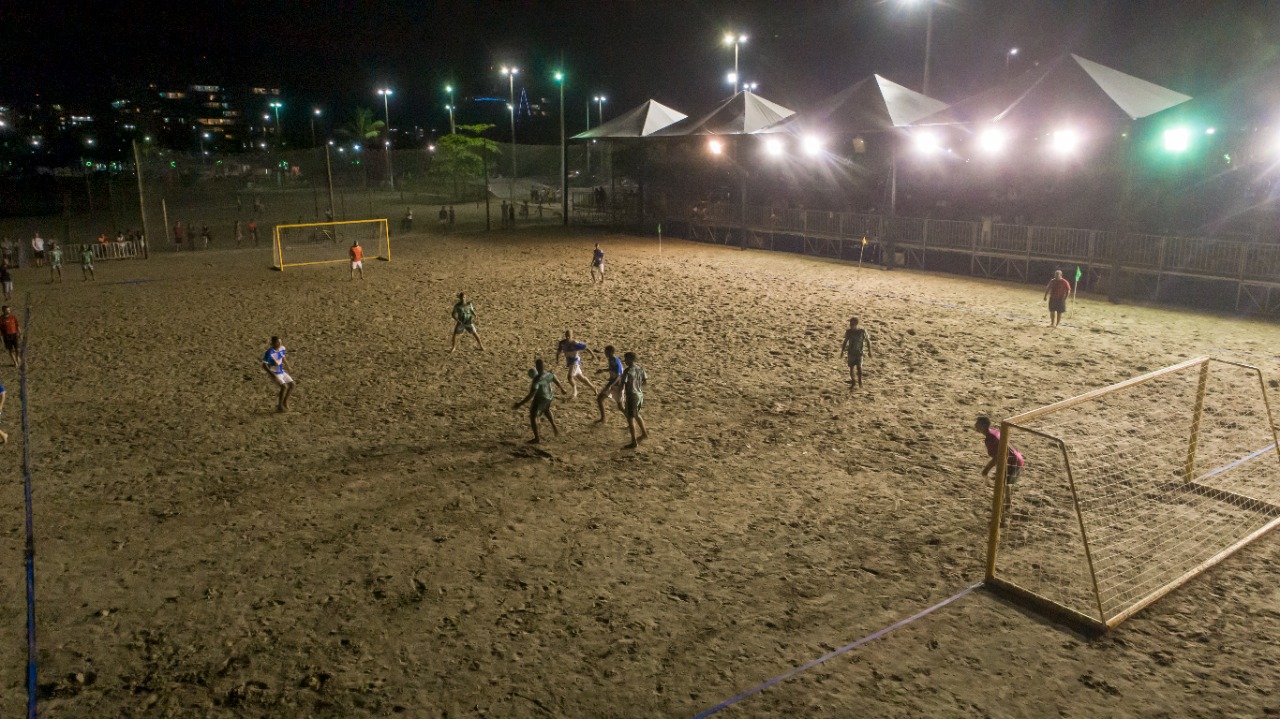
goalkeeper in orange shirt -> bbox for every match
[349,240,365,280]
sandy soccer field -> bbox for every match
[1,228,1278,718]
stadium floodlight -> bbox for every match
[726,72,738,85]
[353,144,361,151]
[1050,128,1080,155]
[801,135,824,156]
[978,126,1007,153]
[1162,126,1191,153]
[501,66,519,200]
[1205,127,1216,135]
[764,137,784,157]
[742,82,758,92]
[723,31,747,87]
[708,139,724,155]
[914,130,942,154]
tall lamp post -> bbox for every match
[311,108,321,148]
[1005,47,1019,78]
[501,66,519,199]
[377,88,395,190]
[269,101,283,147]
[555,71,567,226]
[445,85,456,134]
[723,32,747,87]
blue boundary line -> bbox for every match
[20,293,37,718]
[1195,443,1277,482]
[689,582,981,719]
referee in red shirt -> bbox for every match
[1043,270,1072,328]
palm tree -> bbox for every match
[343,107,385,142]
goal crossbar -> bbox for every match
[984,356,1280,632]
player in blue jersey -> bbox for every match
[590,242,605,283]
[555,329,598,398]
[595,345,625,423]
[261,336,296,412]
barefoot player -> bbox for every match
[262,336,296,412]
[975,415,1024,527]
[449,292,486,352]
[555,329,598,398]
[595,345,625,423]
[622,351,648,448]
[513,358,567,444]
[349,240,364,280]
[590,243,605,283]
[1044,270,1071,328]
[0,306,18,368]
[48,243,63,283]
[839,316,872,387]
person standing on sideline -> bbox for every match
[590,243,605,283]
[0,305,19,368]
[508,202,516,228]
[349,240,364,280]
[595,345,625,423]
[449,292,486,352]
[500,200,509,230]
[448,205,456,227]
[621,351,648,448]
[839,316,872,387]
[173,221,184,251]
[262,336,296,412]
[975,415,1024,527]
[1044,270,1071,328]
[555,329,598,398]
[234,220,243,246]
[438,206,448,231]
[31,233,45,268]
[0,261,12,301]
[248,218,259,246]
[48,243,63,283]
[513,358,567,444]
[80,246,95,281]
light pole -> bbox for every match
[501,66,519,199]
[1005,47,1019,78]
[445,85,456,134]
[377,88,395,190]
[200,131,210,166]
[311,108,321,148]
[555,71,567,226]
[723,32,747,87]
[269,101,283,146]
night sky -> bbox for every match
[5,1,1278,136]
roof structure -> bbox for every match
[647,91,795,137]
[919,54,1191,127]
[761,74,948,135]
[571,99,687,139]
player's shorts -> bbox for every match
[351,260,363,269]
[847,352,863,367]
[1005,465,1021,485]
[568,362,585,380]
[82,262,94,270]
[592,261,604,271]
[2,281,11,294]
[531,397,552,418]
[34,250,44,259]
[602,381,623,404]
[271,371,294,386]
[454,322,476,335]
[1049,297,1067,313]
[624,394,644,419]
[2,334,16,351]
[50,260,61,269]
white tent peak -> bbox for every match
[572,99,688,139]
[650,91,795,136]
[872,75,950,127]
[1070,54,1192,120]
[760,74,947,135]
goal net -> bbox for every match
[273,219,390,270]
[985,356,1280,631]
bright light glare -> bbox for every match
[914,130,941,154]
[764,137,784,156]
[1162,127,1191,153]
[1050,129,1080,154]
[802,135,823,156]
[1204,127,1215,135]
[978,127,1007,153]
[726,72,738,85]
[708,139,724,155]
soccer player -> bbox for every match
[975,415,1024,527]
[80,246,95,281]
[449,292,485,352]
[31,233,45,268]
[590,243,605,283]
[0,378,8,444]
[0,306,18,368]
[0,261,12,301]
[513,358,567,444]
[555,329,598,398]
[839,316,872,387]
[595,345,625,423]
[1043,270,1071,328]
[262,336,296,412]
[349,240,364,280]
[48,243,63,283]
[173,221,184,251]
[621,351,648,448]
[249,218,259,246]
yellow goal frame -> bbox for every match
[272,218,390,270]
[984,356,1280,632]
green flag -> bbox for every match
[658,224,662,234]
[1075,266,1082,284]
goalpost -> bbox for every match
[273,218,390,270]
[985,356,1280,631]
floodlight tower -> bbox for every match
[377,88,395,190]
[555,71,567,226]
[269,101,283,147]
[723,32,747,87]
[501,66,519,199]
[311,108,322,148]
[445,84,456,134]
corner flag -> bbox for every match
[1073,266,1082,301]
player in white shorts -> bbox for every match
[349,240,365,280]
[590,243,605,283]
[262,336,296,412]
[595,345,625,422]
[555,329,598,398]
